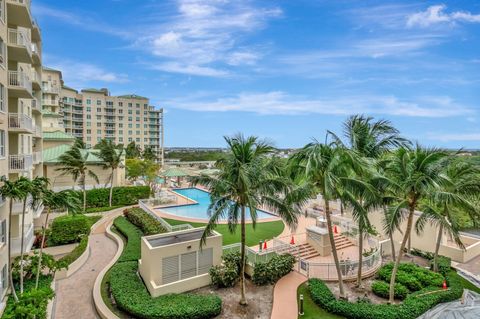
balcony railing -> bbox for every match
[33,151,42,164]
[31,98,41,111]
[8,28,32,56]
[8,113,33,131]
[31,42,41,59]
[43,86,61,94]
[42,99,58,106]
[9,154,33,171]
[7,0,31,8]
[8,71,32,94]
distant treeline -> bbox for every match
[165,151,226,162]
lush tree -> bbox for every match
[383,146,447,303]
[125,158,144,181]
[328,115,409,287]
[143,146,157,162]
[125,141,141,159]
[0,177,25,302]
[191,134,310,305]
[56,139,99,212]
[289,140,354,298]
[416,159,480,272]
[97,140,125,207]
[35,189,81,288]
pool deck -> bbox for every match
[152,187,281,225]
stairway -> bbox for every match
[278,243,320,260]
[334,234,354,250]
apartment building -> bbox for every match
[60,88,164,160]
[0,0,44,308]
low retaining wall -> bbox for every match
[43,243,78,257]
[46,280,56,319]
[92,222,123,319]
[55,240,91,280]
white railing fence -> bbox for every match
[9,154,33,171]
[8,113,33,131]
[7,28,32,56]
[138,198,192,232]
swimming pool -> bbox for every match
[159,188,275,220]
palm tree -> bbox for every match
[383,146,447,303]
[57,139,99,212]
[289,140,354,299]
[125,141,141,159]
[97,140,125,207]
[16,176,48,294]
[191,134,310,306]
[35,189,81,288]
[143,146,158,162]
[328,115,409,287]
[415,159,480,272]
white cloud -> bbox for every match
[46,59,129,88]
[151,62,228,77]
[428,133,480,142]
[407,4,480,28]
[138,0,281,76]
[165,91,472,117]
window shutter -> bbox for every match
[180,252,197,280]
[162,256,179,284]
[198,248,213,275]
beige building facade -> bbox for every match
[0,0,44,309]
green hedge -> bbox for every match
[252,254,296,285]
[123,207,167,235]
[209,251,242,288]
[110,262,222,319]
[80,186,150,208]
[308,271,464,319]
[49,214,90,245]
[113,216,143,262]
[371,280,408,300]
[435,256,451,277]
[377,263,444,292]
[59,236,88,266]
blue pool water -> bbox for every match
[159,188,275,220]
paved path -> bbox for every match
[52,210,124,319]
[270,271,307,319]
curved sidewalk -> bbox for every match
[271,271,307,319]
[52,209,124,319]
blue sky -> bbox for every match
[34,0,480,148]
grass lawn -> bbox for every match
[163,218,285,246]
[297,283,344,319]
[450,270,480,294]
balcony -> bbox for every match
[72,108,83,115]
[42,98,58,106]
[31,98,41,113]
[7,28,32,63]
[33,151,42,164]
[11,224,34,256]
[8,71,33,98]
[31,70,41,90]
[9,154,33,172]
[34,125,42,137]
[8,113,33,132]
[31,42,41,65]
[6,0,33,29]
[43,86,61,94]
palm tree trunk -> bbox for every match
[389,230,396,261]
[35,208,51,289]
[239,205,247,306]
[109,169,114,207]
[8,200,19,302]
[82,174,86,213]
[325,199,345,298]
[19,198,27,294]
[407,232,411,255]
[389,206,414,303]
[433,223,443,273]
[356,228,363,288]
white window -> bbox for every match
[0,130,5,157]
[0,264,7,296]
[0,220,5,243]
[0,84,4,112]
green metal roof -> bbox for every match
[42,110,63,117]
[162,167,190,177]
[43,131,76,140]
[43,144,103,164]
[117,94,148,100]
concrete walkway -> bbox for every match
[270,271,307,319]
[52,210,124,319]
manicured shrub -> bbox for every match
[209,251,242,288]
[432,256,451,277]
[49,214,90,245]
[308,273,464,319]
[113,216,143,262]
[12,252,67,281]
[80,186,150,208]
[371,280,408,300]
[252,253,296,285]
[123,207,167,235]
[376,262,443,292]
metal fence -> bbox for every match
[138,199,192,232]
